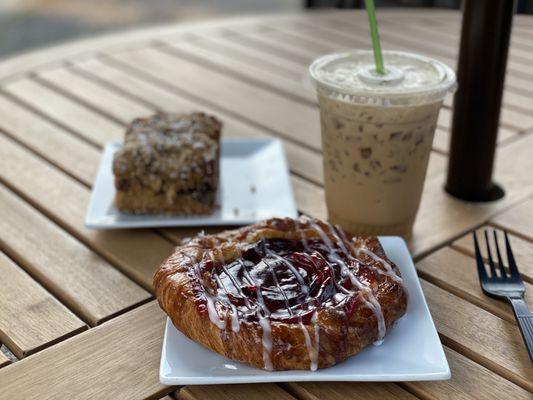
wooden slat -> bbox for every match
[110,47,322,150]
[72,58,325,186]
[177,385,296,400]
[291,175,326,219]
[0,185,150,326]
[288,345,533,400]
[421,280,533,390]
[286,382,416,400]
[410,130,533,257]
[39,67,153,125]
[0,252,86,358]
[0,301,171,400]
[432,125,515,154]
[0,93,99,186]
[3,78,123,146]
[416,246,533,324]
[0,133,176,290]
[491,197,533,241]
[182,31,304,78]
[225,26,316,64]
[452,227,533,284]
[159,40,315,105]
[406,347,533,400]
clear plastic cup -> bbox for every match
[310,50,456,237]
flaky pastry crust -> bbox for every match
[154,217,407,370]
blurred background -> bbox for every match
[0,0,532,58]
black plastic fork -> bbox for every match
[473,229,533,361]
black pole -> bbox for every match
[445,0,515,202]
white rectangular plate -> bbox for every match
[85,138,297,229]
[159,236,450,385]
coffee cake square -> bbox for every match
[112,112,221,214]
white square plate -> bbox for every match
[159,236,450,385]
[85,138,297,229]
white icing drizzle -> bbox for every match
[266,248,309,294]
[187,216,400,371]
[209,252,240,332]
[296,219,320,371]
[238,258,274,370]
[300,319,317,371]
[356,247,403,284]
[214,273,240,333]
[302,216,387,341]
[186,253,227,330]
[258,315,274,371]
[312,311,320,369]
[262,254,295,316]
[205,295,226,330]
[362,290,386,339]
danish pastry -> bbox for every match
[154,216,407,370]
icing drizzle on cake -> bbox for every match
[191,217,403,371]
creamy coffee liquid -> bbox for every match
[319,95,441,235]
[310,51,456,237]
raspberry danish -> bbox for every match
[154,217,407,371]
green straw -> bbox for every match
[364,0,385,75]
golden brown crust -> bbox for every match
[154,217,408,370]
[114,188,216,215]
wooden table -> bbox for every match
[0,8,532,400]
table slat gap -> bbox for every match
[4,77,124,146]
[107,47,323,153]
[34,74,135,127]
[154,40,317,108]
[452,225,533,285]
[404,347,532,400]
[0,134,176,291]
[74,52,439,186]
[222,27,313,65]
[37,57,328,195]
[415,248,521,325]
[100,53,322,156]
[0,125,94,189]
[0,301,174,400]
[0,251,88,358]
[0,183,151,327]
[0,86,103,150]
[282,381,419,400]
[74,55,328,185]
[0,344,14,369]
[177,384,297,400]
[185,31,304,79]
[421,280,533,392]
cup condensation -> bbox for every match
[310,51,456,237]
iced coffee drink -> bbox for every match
[310,51,456,237]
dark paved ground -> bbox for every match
[0,0,300,58]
